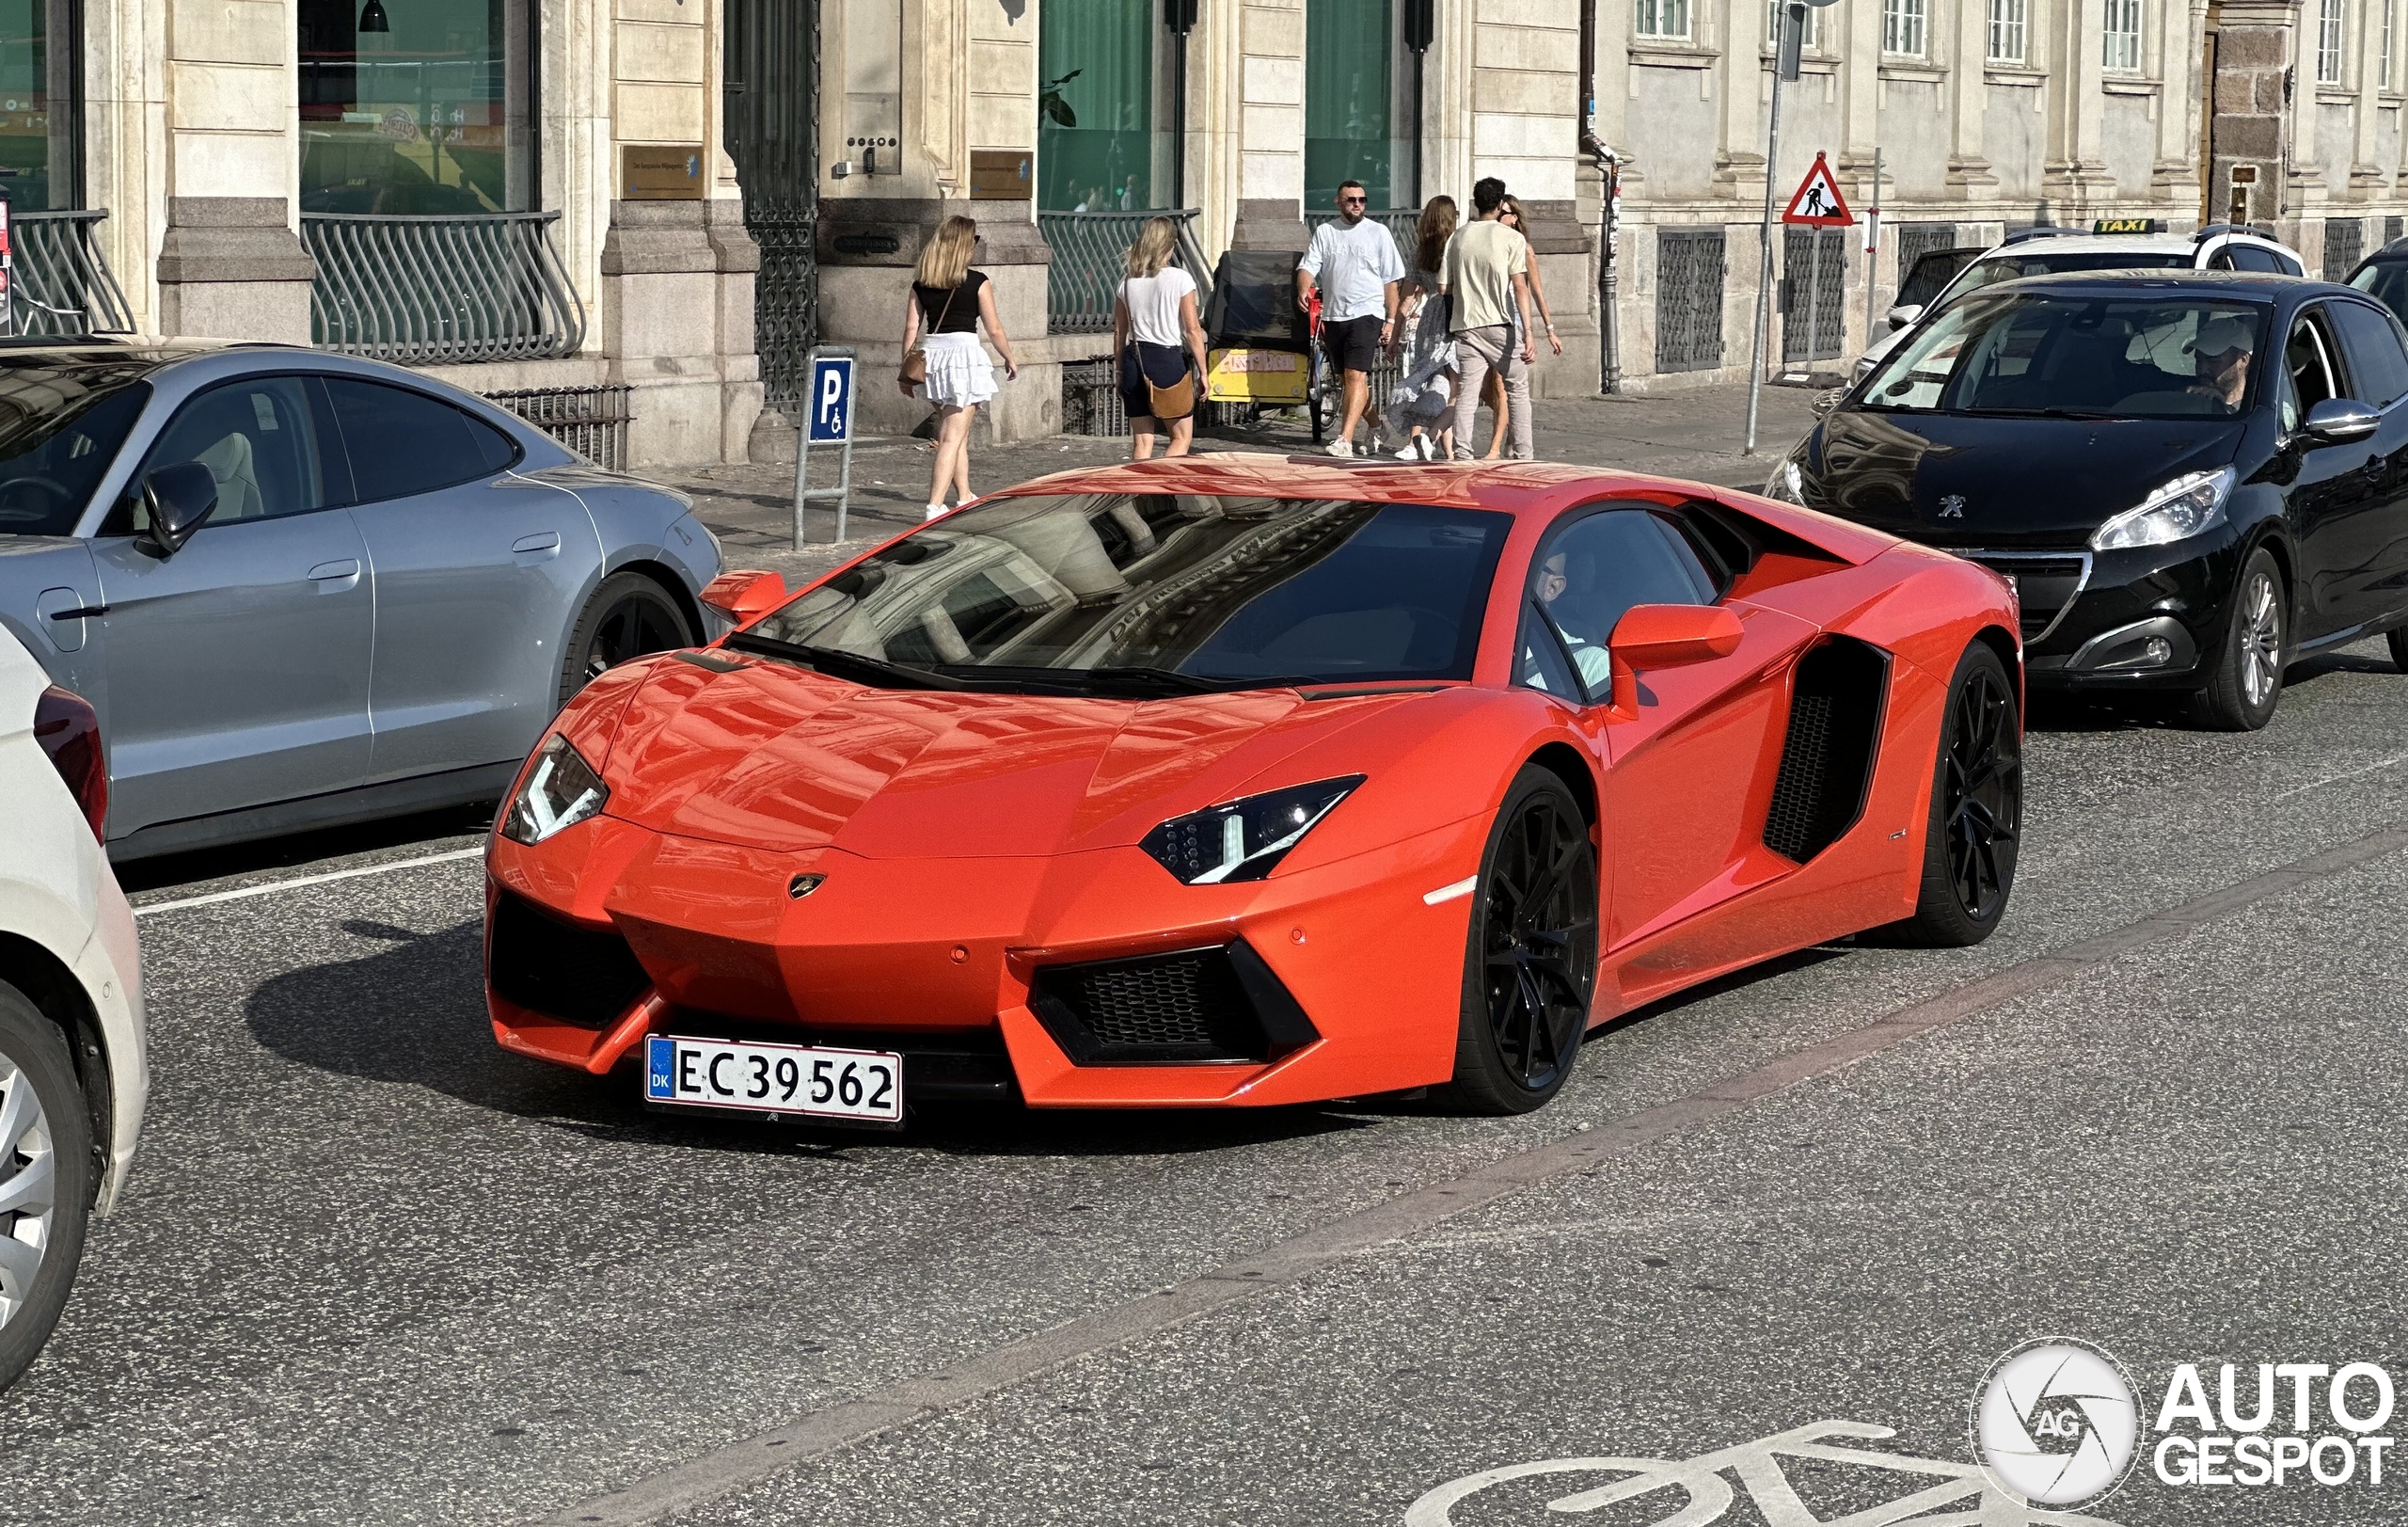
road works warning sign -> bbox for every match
[1782,151,1854,227]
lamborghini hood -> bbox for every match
[594,654,1436,858]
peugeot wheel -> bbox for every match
[1894,642,2022,948]
[559,572,694,709]
[1438,767,1601,1115]
[0,980,94,1394]
[2191,548,2287,731]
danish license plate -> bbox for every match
[644,1035,902,1124]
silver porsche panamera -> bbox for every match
[0,341,721,860]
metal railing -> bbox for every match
[1304,208,1422,273]
[303,212,586,364]
[485,385,633,470]
[1037,209,1213,335]
[9,211,137,336]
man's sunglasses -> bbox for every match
[1340,196,1368,205]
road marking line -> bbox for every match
[132,847,484,917]
[527,819,2408,1527]
[2269,749,2408,802]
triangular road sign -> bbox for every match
[1782,151,1854,227]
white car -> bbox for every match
[1857,220,2308,378]
[0,626,146,1392]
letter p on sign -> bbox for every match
[809,357,854,442]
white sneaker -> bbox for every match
[1394,439,1421,460]
[924,503,948,521]
[1323,439,1354,458]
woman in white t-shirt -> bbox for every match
[1111,217,1212,459]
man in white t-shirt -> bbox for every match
[1441,177,1538,461]
[1295,181,1405,458]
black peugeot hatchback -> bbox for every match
[1765,269,2408,728]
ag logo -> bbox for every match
[1938,494,1968,518]
[1971,1338,2141,1508]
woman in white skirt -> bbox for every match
[899,215,1019,519]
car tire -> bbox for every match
[2190,548,2287,732]
[2387,627,2408,675]
[1436,766,1601,1116]
[1893,642,2022,948]
[0,979,94,1395]
[559,572,695,709]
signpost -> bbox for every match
[1743,0,1844,455]
[1777,151,1855,385]
[793,347,856,549]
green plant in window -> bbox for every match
[1039,70,1082,128]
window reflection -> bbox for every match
[298,0,532,212]
[753,493,1511,687]
[0,0,75,209]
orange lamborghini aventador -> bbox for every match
[483,456,2021,1123]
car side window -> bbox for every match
[2224,245,2286,274]
[1516,509,1719,703]
[322,377,520,504]
[2284,309,2343,430]
[2328,301,2408,408]
[133,376,333,528]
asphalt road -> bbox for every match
[8,641,2406,1527]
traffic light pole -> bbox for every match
[1743,4,1800,456]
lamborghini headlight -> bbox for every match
[1139,775,1366,885]
[2090,467,2235,551]
[500,734,610,845]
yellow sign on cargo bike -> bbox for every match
[1206,348,1310,406]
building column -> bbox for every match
[2207,0,2302,230]
[816,0,1056,441]
[2150,0,2209,207]
[153,0,315,341]
[2043,0,2116,213]
[1949,0,2002,196]
[1473,0,1592,396]
[1228,0,1307,250]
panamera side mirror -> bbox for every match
[135,462,219,559]
[1886,303,1925,332]
[699,567,790,624]
[2304,398,2381,446]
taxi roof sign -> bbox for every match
[2091,217,2166,235]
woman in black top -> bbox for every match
[900,215,1019,519]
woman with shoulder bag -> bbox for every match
[1112,217,1211,459]
[900,215,1019,519]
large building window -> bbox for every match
[298,0,534,212]
[1038,0,1155,212]
[1306,0,1393,208]
[1768,0,1817,49]
[1882,0,1926,56]
[1987,0,2026,62]
[1636,0,1690,40]
[2102,0,2143,71]
[0,0,77,208]
[2318,0,2347,82]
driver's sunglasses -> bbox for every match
[1340,196,1368,205]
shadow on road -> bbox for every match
[246,916,1371,1160]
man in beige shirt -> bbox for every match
[1441,177,1538,461]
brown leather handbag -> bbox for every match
[1146,368,1196,421]
[900,285,960,388]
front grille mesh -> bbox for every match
[1763,693,1834,860]
[1028,942,1319,1065]
[1055,953,1232,1049]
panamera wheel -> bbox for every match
[1896,643,2022,947]
[560,572,694,708]
[1439,767,1601,1115]
[0,980,93,1394]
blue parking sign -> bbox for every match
[808,356,855,442]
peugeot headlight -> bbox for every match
[1764,458,1806,505]
[2090,467,2235,551]
[1139,775,1365,885]
[500,734,610,845]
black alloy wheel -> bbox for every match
[1440,767,1601,1115]
[558,572,695,708]
[2386,627,2408,675]
[2191,548,2287,731]
[1895,642,2022,946]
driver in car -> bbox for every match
[2185,313,2254,414]
[1534,550,1613,693]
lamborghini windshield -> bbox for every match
[739,492,1512,694]
[1857,293,2269,420]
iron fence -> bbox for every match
[1655,228,1727,374]
[2388,215,2404,247]
[2325,216,2367,281]
[1781,227,1849,364]
[724,0,818,407]
[9,212,137,335]
[303,212,586,365]
[484,385,634,470]
[1038,209,1213,336]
